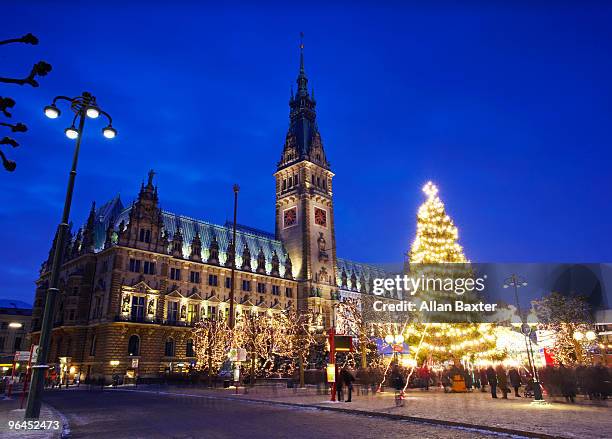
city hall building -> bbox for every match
[30,50,388,383]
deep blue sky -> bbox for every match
[1,2,612,303]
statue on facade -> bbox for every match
[317,232,329,263]
[122,294,130,313]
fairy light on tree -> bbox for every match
[410,181,466,264]
[334,298,381,369]
[533,292,597,366]
[193,317,232,386]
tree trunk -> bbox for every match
[208,343,213,387]
[250,353,256,387]
[361,340,367,369]
[299,354,305,388]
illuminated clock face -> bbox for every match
[314,207,327,227]
[283,207,297,228]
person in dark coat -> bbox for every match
[486,366,497,398]
[593,364,610,400]
[391,364,405,391]
[341,366,355,402]
[508,367,522,397]
[479,368,488,392]
[496,365,509,399]
[559,364,577,403]
[335,367,344,402]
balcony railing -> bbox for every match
[114,315,197,327]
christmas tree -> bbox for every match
[409,181,466,264]
[406,181,497,364]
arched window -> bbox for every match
[165,338,175,357]
[128,334,140,356]
[186,339,194,357]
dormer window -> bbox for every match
[139,228,151,243]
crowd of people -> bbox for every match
[416,363,611,402]
[341,361,611,403]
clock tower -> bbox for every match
[274,42,337,320]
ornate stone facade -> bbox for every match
[30,48,388,383]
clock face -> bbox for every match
[314,207,327,227]
[283,207,297,228]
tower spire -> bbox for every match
[299,32,305,73]
[297,32,308,95]
[278,35,329,170]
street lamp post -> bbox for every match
[228,184,239,330]
[385,333,405,364]
[25,92,116,419]
[503,274,544,402]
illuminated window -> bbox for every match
[187,303,199,323]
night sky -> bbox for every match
[1,2,611,303]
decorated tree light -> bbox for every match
[193,317,232,386]
[410,181,466,264]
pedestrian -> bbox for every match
[559,364,577,403]
[335,367,344,402]
[509,367,522,397]
[486,365,498,398]
[463,368,473,391]
[442,368,452,393]
[391,364,405,391]
[496,365,509,399]
[593,364,610,400]
[341,366,355,402]
[418,365,431,391]
[479,368,488,393]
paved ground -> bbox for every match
[112,384,611,439]
[0,397,65,438]
[39,388,507,439]
[2,385,610,438]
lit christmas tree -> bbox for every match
[406,181,498,364]
[410,181,466,264]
